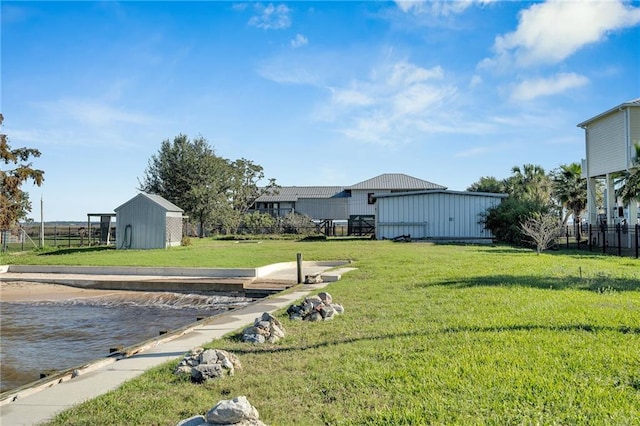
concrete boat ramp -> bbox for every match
[0,261,351,297]
[0,261,356,425]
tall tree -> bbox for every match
[505,163,553,206]
[552,162,587,226]
[138,134,231,236]
[617,142,640,205]
[223,158,278,234]
[467,176,506,193]
[1,114,45,232]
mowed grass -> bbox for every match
[7,240,638,425]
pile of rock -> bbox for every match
[176,396,266,426]
[241,312,286,344]
[174,348,241,383]
[286,292,344,321]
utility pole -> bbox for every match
[40,195,44,248]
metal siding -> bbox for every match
[116,196,167,249]
[349,190,389,216]
[586,111,628,176]
[376,192,501,239]
[630,108,640,166]
[296,198,348,220]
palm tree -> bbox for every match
[617,142,640,205]
[505,164,552,206]
[552,162,587,226]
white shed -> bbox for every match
[375,190,507,241]
[115,193,184,250]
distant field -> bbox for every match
[6,240,639,425]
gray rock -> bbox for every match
[242,312,286,344]
[192,364,223,383]
[307,311,323,322]
[206,396,259,424]
[175,348,240,381]
[200,349,220,365]
[332,303,344,314]
[176,415,207,426]
[243,333,266,344]
[318,292,333,304]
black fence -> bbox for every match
[558,223,639,258]
[1,224,116,252]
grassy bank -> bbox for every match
[8,240,639,424]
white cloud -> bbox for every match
[392,83,454,116]
[248,3,291,30]
[394,0,494,16]
[331,88,375,107]
[469,75,483,88]
[40,98,153,127]
[19,98,158,149]
[388,62,443,86]
[510,72,589,101]
[487,0,640,68]
[290,33,308,48]
[323,61,460,145]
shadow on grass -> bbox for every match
[441,324,640,334]
[471,244,639,260]
[224,323,640,355]
[38,246,115,256]
[423,275,640,292]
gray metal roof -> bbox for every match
[577,98,640,128]
[115,193,184,212]
[374,189,508,199]
[348,173,446,190]
[255,186,346,202]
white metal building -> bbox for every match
[115,193,184,250]
[578,98,640,227]
[375,190,507,241]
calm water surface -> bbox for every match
[0,291,253,392]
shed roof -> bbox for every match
[256,186,345,202]
[115,193,184,212]
[577,98,640,128]
[348,173,446,190]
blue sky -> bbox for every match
[2,1,639,221]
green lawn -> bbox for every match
[4,240,639,425]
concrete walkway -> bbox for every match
[0,262,356,425]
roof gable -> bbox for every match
[577,98,640,128]
[348,173,446,190]
[115,193,183,212]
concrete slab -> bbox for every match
[0,262,356,426]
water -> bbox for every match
[0,291,253,392]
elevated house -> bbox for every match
[578,99,640,231]
[252,173,446,235]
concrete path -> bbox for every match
[0,263,356,425]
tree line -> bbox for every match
[467,155,640,250]
[137,134,278,237]
[2,121,639,247]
